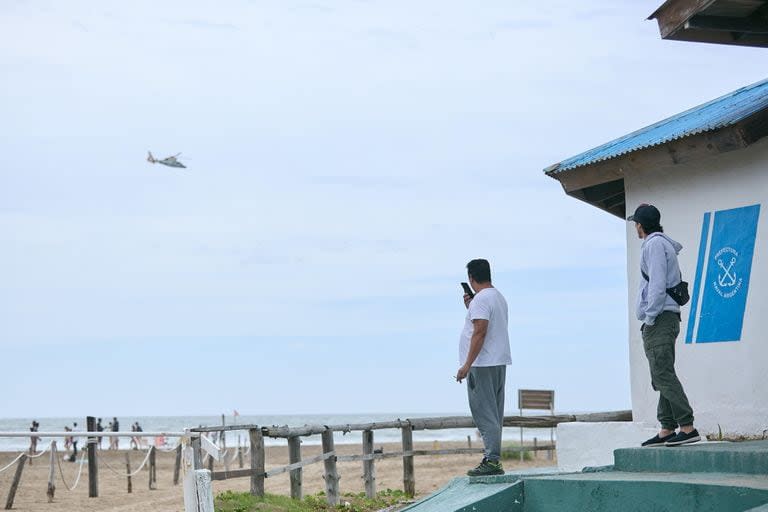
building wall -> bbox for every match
[624,136,768,437]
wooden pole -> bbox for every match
[87,416,98,497]
[249,428,265,497]
[533,437,538,460]
[238,445,244,469]
[321,429,339,506]
[173,444,182,486]
[221,415,226,450]
[191,436,203,470]
[363,430,376,499]
[47,441,56,503]
[288,436,302,500]
[549,426,554,461]
[149,446,157,490]
[5,455,27,510]
[467,435,472,449]
[125,451,133,493]
[207,449,214,475]
[401,422,415,497]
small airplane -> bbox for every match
[147,151,186,168]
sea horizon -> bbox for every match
[0,411,567,452]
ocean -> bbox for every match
[0,413,556,452]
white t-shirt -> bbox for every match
[458,287,511,367]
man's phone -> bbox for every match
[461,282,474,299]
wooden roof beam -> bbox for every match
[649,0,719,38]
[685,14,768,34]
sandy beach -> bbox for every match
[0,441,556,511]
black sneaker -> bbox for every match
[665,429,701,446]
[641,433,676,447]
[467,458,504,477]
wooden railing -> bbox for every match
[190,410,632,506]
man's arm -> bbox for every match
[643,240,669,326]
[456,319,488,382]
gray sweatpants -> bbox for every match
[467,365,506,461]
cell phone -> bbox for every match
[461,282,474,299]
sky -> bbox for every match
[1,0,765,419]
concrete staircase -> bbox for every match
[401,441,768,511]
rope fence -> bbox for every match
[0,410,632,509]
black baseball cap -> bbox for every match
[627,204,661,226]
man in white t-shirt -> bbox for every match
[456,259,511,476]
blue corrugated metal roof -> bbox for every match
[548,77,768,174]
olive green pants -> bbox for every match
[642,311,694,430]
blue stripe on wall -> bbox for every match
[695,204,761,343]
[686,211,711,343]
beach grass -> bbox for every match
[215,489,410,512]
[501,442,533,461]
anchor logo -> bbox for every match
[717,257,737,287]
[713,247,743,299]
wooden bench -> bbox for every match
[518,389,555,460]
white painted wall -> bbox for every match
[623,136,768,437]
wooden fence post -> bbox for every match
[173,444,182,486]
[191,436,203,470]
[321,429,339,506]
[238,445,244,469]
[401,422,415,497]
[549,428,554,461]
[125,451,133,493]
[249,428,265,497]
[207,449,214,476]
[288,436,303,500]
[4,455,26,510]
[87,416,99,497]
[363,430,376,499]
[533,437,538,459]
[149,446,157,490]
[47,441,56,502]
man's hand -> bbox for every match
[456,363,470,383]
[463,294,472,309]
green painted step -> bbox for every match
[614,441,768,475]
[523,471,768,512]
[400,476,524,512]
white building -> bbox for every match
[546,78,768,437]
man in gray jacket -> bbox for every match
[630,204,700,447]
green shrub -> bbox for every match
[215,489,410,512]
[500,442,534,461]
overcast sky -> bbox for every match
[1,0,765,419]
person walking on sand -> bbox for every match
[110,417,120,450]
[455,259,511,476]
[96,418,104,450]
[629,204,700,447]
[28,421,39,462]
[69,422,79,462]
[64,425,72,451]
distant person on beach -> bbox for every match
[64,425,72,451]
[29,421,39,459]
[135,422,145,448]
[455,259,511,476]
[69,422,79,462]
[111,417,120,450]
[96,418,104,449]
[131,422,144,450]
[630,204,700,447]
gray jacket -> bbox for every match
[636,232,682,326]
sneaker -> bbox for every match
[665,429,701,447]
[467,458,504,477]
[641,433,677,447]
